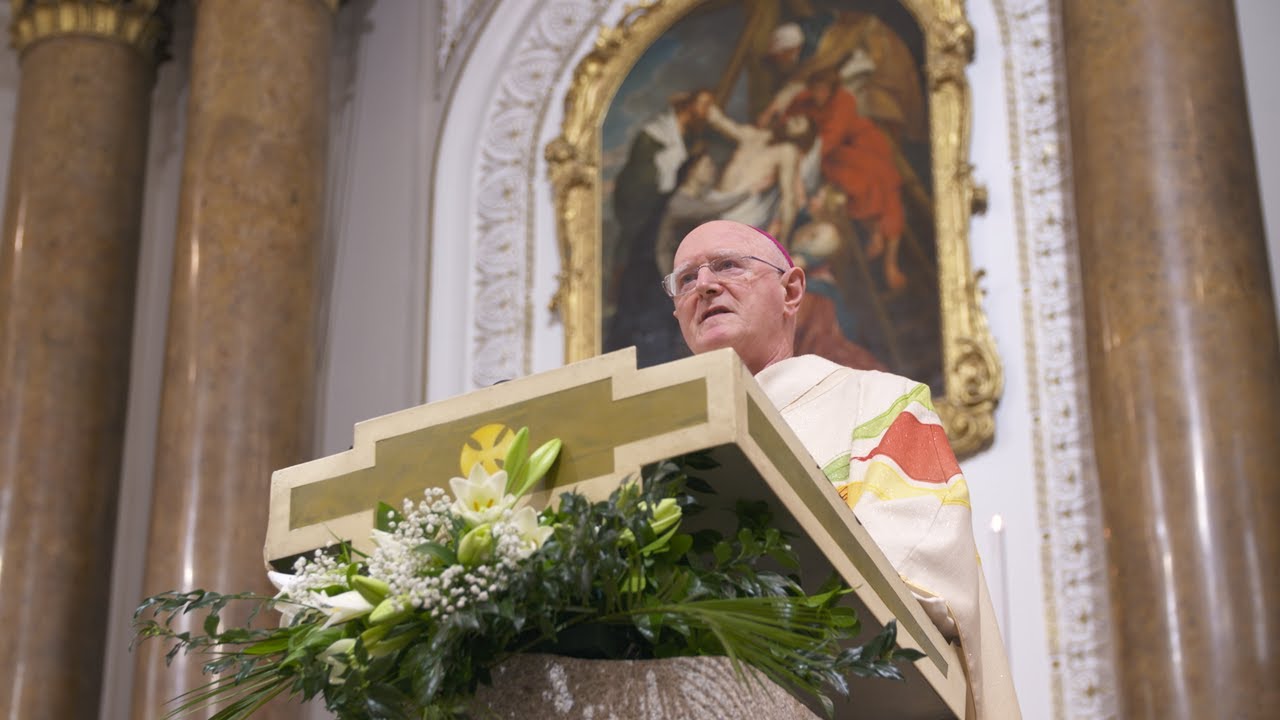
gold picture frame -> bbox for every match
[546,0,1001,456]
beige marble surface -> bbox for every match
[0,35,155,720]
[473,654,823,720]
[129,1,333,718]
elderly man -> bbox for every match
[666,219,1020,720]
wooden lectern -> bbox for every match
[266,348,969,718]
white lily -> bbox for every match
[267,570,315,627]
[370,528,411,559]
[319,637,357,684]
[449,463,515,527]
[508,506,553,557]
[318,590,375,628]
[267,570,297,596]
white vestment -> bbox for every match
[756,355,1021,720]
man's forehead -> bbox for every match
[674,221,779,266]
[672,248,742,271]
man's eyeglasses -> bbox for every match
[661,255,787,298]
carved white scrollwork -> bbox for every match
[467,0,613,387]
[993,1,1118,718]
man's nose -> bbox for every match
[694,265,722,294]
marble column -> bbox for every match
[0,3,168,719]
[129,0,336,717]
[1062,2,1280,719]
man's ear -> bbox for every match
[781,266,805,316]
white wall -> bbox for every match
[1238,0,1280,313]
[316,0,431,455]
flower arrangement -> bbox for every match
[134,429,921,719]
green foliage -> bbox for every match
[133,453,923,719]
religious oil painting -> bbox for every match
[549,0,1002,453]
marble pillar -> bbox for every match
[129,1,335,717]
[0,3,168,719]
[1062,2,1280,718]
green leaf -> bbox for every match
[413,541,457,566]
[661,533,694,562]
[713,541,733,567]
[242,636,290,656]
[683,475,716,494]
[365,683,415,719]
[639,525,680,556]
[690,529,723,552]
[375,501,402,532]
[682,453,720,471]
[202,610,222,637]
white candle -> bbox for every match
[987,513,1012,661]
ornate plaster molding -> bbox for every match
[466,0,613,387]
[9,0,172,62]
[993,1,1117,718]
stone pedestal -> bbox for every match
[0,3,167,718]
[472,654,821,719]
[128,1,335,717]
[1062,2,1280,718]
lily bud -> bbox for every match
[319,638,357,685]
[502,426,530,495]
[648,498,682,536]
[512,438,562,498]
[351,575,390,605]
[457,524,495,567]
[368,627,420,657]
[322,637,356,659]
[360,624,391,647]
[369,595,413,626]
